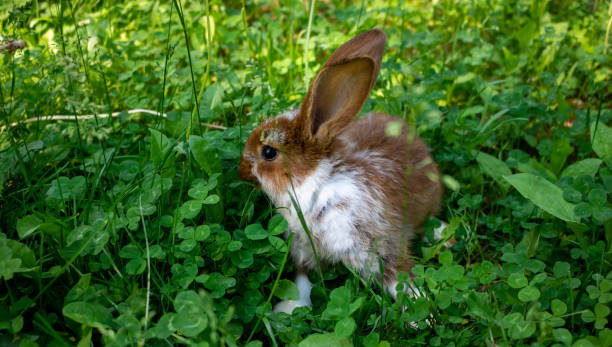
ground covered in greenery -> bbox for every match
[1,0,611,346]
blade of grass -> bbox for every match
[138,195,152,333]
[191,0,215,133]
[241,0,254,55]
[344,265,381,304]
[158,0,174,125]
[172,0,200,139]
[247,232,295,342]
[304,0,316,87]
[1,55,32,187]
[287,190,325,290]
[239,187,257,228]
[262,317,279,347]
[604,1,612,54]
[170,162,187,267]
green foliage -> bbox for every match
[1,0,611,345]
[505,173,579,222]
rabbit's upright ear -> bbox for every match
[298,29,386,142]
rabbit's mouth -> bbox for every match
[238,156,260,187]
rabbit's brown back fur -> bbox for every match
[331,112,442,279]
[337,113,442,228]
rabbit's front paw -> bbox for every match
[273,273,313,314]
[433,221,456,248]
[273,299,312,314]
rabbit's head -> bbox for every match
[239,29,387,200]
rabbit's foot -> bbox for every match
[386,280,424,301]
[273,299,311,314]
[387,280,433,329]
[431,221,456,248]
[273,273,312,314]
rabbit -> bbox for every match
[238,29,443,313]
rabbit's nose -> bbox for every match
[238,157,258,185]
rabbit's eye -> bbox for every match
[261,145,278,161]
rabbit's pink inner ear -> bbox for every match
[308,57,375,140]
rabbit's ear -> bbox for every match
[299,29,386,141]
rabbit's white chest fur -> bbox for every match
[263,158,382,276]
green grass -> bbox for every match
[1,0,611,346]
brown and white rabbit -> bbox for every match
[238,29,443,313]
